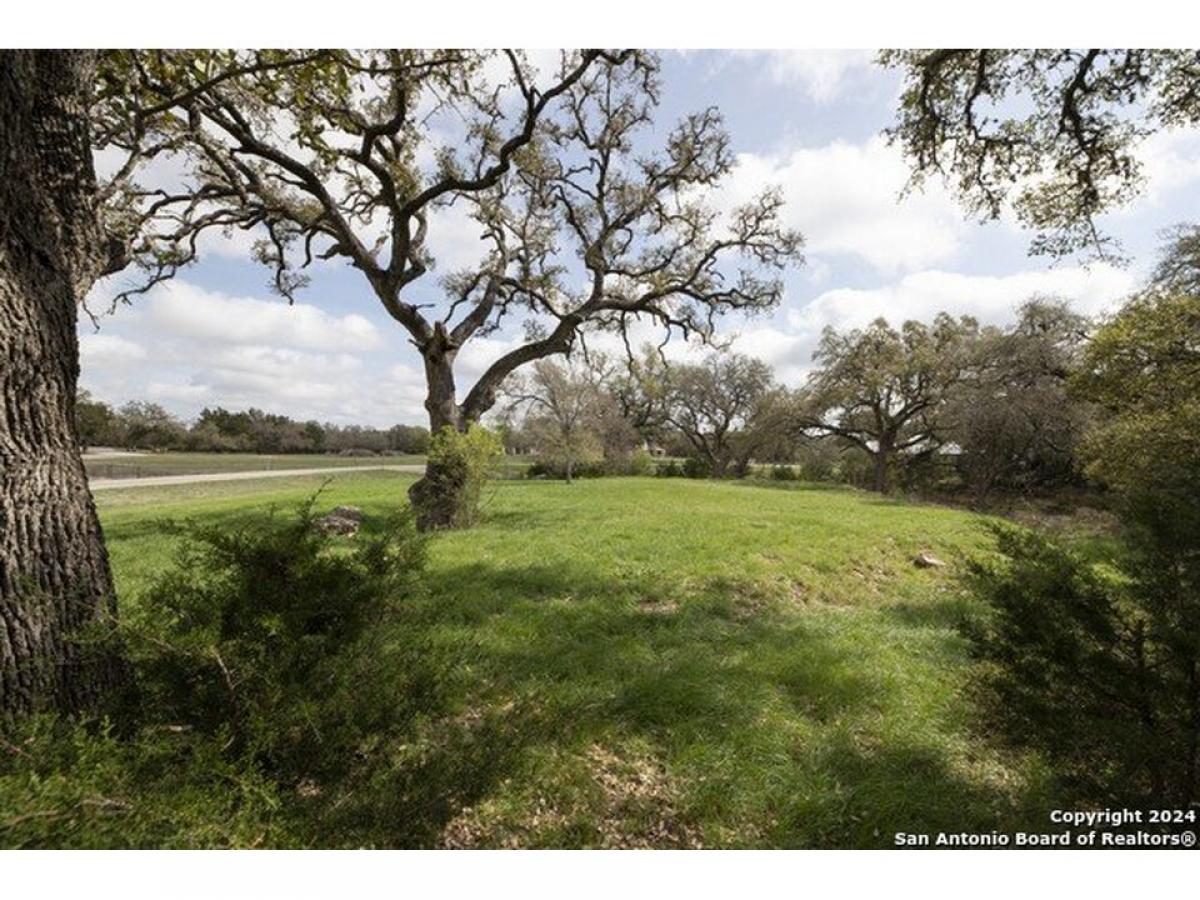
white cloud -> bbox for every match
[140,281,382,352]
[145,382,211,402]
[198,346,370,406]
[422,199,491,274]
[722,264,1138,386]
[194,223,269,260]
[1134,128,1200,208]
[78,334,146,368]
[723,135,967,274]
[159,344,429,426]
[85,337,428,428]
[791,264,1136,333]
[753,50,876,104]
[78,279,416,426]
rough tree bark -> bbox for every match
[871,434,895,494]
[0,50,123,717]
[407,328,472,530]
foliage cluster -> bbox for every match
[1,498,428,847]
[424,426,505,527]
[962,290,1200,808]
[963,525,1198,807]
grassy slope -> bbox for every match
[96,473,1052,848]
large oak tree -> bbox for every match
[0,51,125,716]
[801,314,979,493]
[946,299,1092,498]
[95,50,802,527]
[664,352,780,478]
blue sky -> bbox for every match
[80,50,1200,428]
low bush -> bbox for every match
[626,448,657,476]
[793,443,840,483]
[420,425,504,527]
[525,448,658,480]
[525,459,606,480]
[962,525,1200,808]
[655,459,684,478]
[122,499,426,780]
[769,464,800,481]
[1,498,429,847]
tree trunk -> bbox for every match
[0,51,124,717]
[871,449,890,493]
[408,342,471,530]
[564,458,574,483]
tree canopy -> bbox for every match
[664,352,780,478]
[948,299,1092,496]
[93,50,802,426]
[802,313,980,492]
[1074,289,1200,505]
[882,49,1200,260]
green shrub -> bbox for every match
[682,457,712,479]
[794,443,840,483]
[655,459,684,478]
[121,499,427,781]
[421,425,503,527]
[1,498,430,848]
[627,448,657,476]
[962,525,1200,807]
[769,464,799,481]
[526,459,606,480]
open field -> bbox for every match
[82,451,428,480]
[88,463,425,490]
[91,472,1054,848]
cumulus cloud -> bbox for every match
[77,279,415,426]
[85,337,428,428]
[1134,128,1200,207]
[722,135,968,274]
[78,334,146,368]
[140,281,382,352]
[725,263,1138,386]
[752,50,877,104]
[186,346,384,417]
[790,263,1137,333]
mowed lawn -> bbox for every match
[96,472,1053,848]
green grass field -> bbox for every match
[83,451,427,480]
[95,472,1054,848]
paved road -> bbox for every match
[89,464,425,491]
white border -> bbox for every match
[4,5,1197,892]
[0,849,1190,897]
[2,0,1198,48]
[2,848,1191,898]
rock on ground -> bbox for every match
[315,514,360,536]
[913,552,946,568]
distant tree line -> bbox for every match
[75,397,430,456]
[498,294,1095,500]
